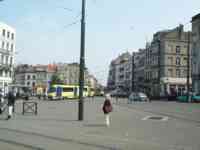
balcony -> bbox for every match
[0,64,12,71]
[0,48,14,56]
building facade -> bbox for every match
[133,49,146,92]
[0,22,16,94]
[145,25,192,97]
[191,13,200,94]
[56,62,90,86]
[14,64,57,95]
[107,60,116,90]
[107,52,132,93]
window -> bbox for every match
[5,56,8,65]
[168,57,173,65]
[84,88,88,92]
[176,57,181,65]
[63,87,73,92]
[7,31,10,38]
[5,71,8,77]
[27,82,30,86]
[1,41,5,49]
[176,69,181,77]
[119,75,124,79]
[6,42,9,50]
[183,70,187,77]
[0,70,2,77]
[11,33,14,40]
[27,75,31,80]
[32,75,36,80]
[1,55,4,64]
[176,46,181,54]
[168,45,173,52]
[168,69,173,77]
[2,29,5,36]
[10,57,13,65]
[32,82,35,87]
[11,44,14,51]
[119,67,124,72]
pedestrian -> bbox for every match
[0,89,4,114]
[7,88,16,120]
[102,94,113,127]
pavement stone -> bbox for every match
[0,97,199,150]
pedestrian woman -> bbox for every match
[7,88,16,120]
[102,94,113,127]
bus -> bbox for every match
[47,84,89,100]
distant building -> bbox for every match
[56,62,90,85]
[0,22,16,94]
[14,64,36,88]
[107,52,132,93]
[87,74,98,90]
[133,49,146,92]
[14,64,57,95]
[191,13,200,94]
[145,25,192,97]
[107,60,117,90]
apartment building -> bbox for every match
[191,13,200,94]
[56,62,90,86]
[0,22,16,94]
[145,25,192,97]
[14,64,57,94]
[133,49,146,92]
[107,52,132,93]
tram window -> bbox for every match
[63,88,73,92]
[49,87,56,92]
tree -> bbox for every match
[50,73,64,85]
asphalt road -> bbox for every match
[0,97,200,150]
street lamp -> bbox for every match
[131,52,135,92]
[78,0,86,121]
[187,32,191,102]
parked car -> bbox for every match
[128,92,149,102]
[110,89,128,98]
[177,93,200,103]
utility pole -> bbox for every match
[78,0,86,121]
[131,52,135,92]
[187,32,190,102]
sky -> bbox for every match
[0,0,200,85]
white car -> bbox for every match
[128,92,149,102]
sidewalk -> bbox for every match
[0,97,199,150]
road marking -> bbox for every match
[142,116,169,121]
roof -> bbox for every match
[0,22,16,32]
[192,13,200,22]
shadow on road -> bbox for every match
[83,124,106,127]
[0,127,119,150]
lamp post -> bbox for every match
[187,32,191,102]
[78,0,86,121]
[131,52,135,92]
